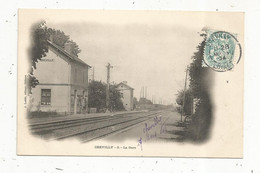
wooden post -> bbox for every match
[181,66,189,122]
[92,67,95,81]
[85,89,89,114]
[74,90,77,115]
[106,63,113,112]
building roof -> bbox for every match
[47,40,91,68]
[116,82,134,90]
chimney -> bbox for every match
[123,81,127,84]
[64,42,73,55]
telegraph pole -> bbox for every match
[140,87,142,99]
[106,63,113,112]
[145,87,147,99]
[190,89,193,116]
[142,86,144,98]
[92,66,95,81]
[181,66,189,122]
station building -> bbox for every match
[116,81,134,111]
[30,40,91,115]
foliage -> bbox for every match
[27,21,49,94]
[175,89,192,115]
[30,21,50,70]
[187,33,213,142]
[48,28,81,56]
[139,98,153,105]
[189,33,207,98]
[88,81,125,112]
[28,75,39,89]
[27,22,82,94]
[133,97,138,109]
[88,81,106,112]
[109,85,125,112]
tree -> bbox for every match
[28,22,82,93]
[175,89,192,115]
[189,33,207,98]
[133,97,138,110]
[187,33,213,142]
[109,85,125,112]
[27,21,50,93]
[88,81,106,112]
[88,81,125,112]
[48,28,81,56]
[139,98,153,105]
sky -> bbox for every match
[47,12,205,105]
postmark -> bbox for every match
[203,31,242,72]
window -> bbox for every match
[41,89,51,105]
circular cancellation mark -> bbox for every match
[203,31,242,72]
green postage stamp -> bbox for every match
[203,31,242,72]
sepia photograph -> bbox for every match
[17,10,244,157]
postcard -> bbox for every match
[17,9,243,157]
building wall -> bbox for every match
[118,84,134,111]
[121,89,131,111]
[30,46,71,113]
[30,85,70,113]
[70,62,89,114]
[70,88,88,114]
[33,46,70,84]
[70,62,88,88]
[30,45,89,115]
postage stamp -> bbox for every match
[203,31,242,72]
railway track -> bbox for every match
[29,111,165,142]
[29,113,145,133]
[81,112,163,143]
